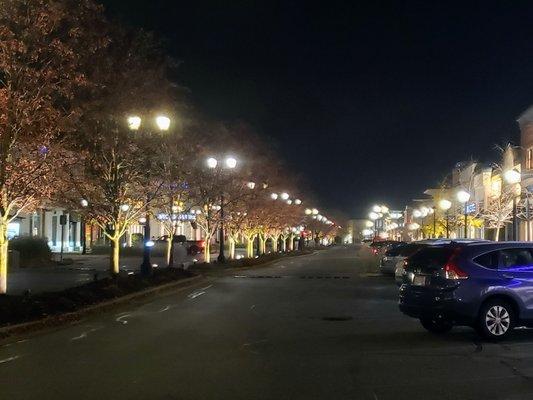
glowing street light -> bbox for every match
[225,157,237,169]
[155,115,171,131]
[120,204,130,212]
[305,208,312,215]
[412,209,422,218]
[247,181,256,189]
[271,193,279,200]
[206,157,218,169]
[369,212,379,220]
[365,220,374,228]
[312,208,319,215]
[127,115,141,131]
[372,205,382,213]
[457,190,471,204]
[294,199,302,205]
[80,199,88,208]
[280,192,290,200]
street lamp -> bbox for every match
[504,168,521,241]
[271,193,279,200]
[155,115,171,131]
[280,192,290,200]
[439,199,452,238]
[128,114,171,276]
[305,208,312,215]
[206,156,238,263]
[457,190,471,238]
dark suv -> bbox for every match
[399,241,533,339]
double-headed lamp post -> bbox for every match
[207,156,237,263]
[438,199,452,238]
[504,168,521,241]
[128,114,171,276]
[457,190,471,238]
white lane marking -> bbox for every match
[188,291,205,300]
[278,265,286,268]
[199,285,212,291]
[70,332,87,341]
[0,355,20,364]
[115,314,131,325]
[16,339,28,344]
[234,275,247,278]
[158,305,170,313]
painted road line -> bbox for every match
[0,355,20,364]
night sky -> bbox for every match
[100,0,533,217]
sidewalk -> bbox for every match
[6,249,246,295]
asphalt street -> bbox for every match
[1,246,533,399]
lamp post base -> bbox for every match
[217,254,226,264]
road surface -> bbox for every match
[1,246,533,399]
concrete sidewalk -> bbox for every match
[6,249,246,295]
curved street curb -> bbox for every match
[0,274,205,340]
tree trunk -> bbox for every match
[281,236,287,252]
[495,226,501,242]
[259,235,266,255]
[271,236,278,253]
[228,237,236,259]
[204,239,211,263]
[246,236,254,258]
[0,220,8,294]
[288,234,294,251]
[110,237,120,275]
[166,236,173,267]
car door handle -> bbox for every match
[501,273,514,279]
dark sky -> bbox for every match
[101,0,533,217]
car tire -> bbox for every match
[420,316,453,334]
[477,299,515,340]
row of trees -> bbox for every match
[0,0,340,293]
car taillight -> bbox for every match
[199,241,205,248]
[444,261,468,280]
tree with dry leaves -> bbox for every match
[0,0,107,292]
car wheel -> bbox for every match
[477,300,514,340]
[420,316,453,334]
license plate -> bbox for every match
[413,275,427,286]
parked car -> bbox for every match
[397,240,533,339]
[156,235,205,255]
[379,242,428,276]
[369,240,404,256]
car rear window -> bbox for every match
[407,246,454,272]
[399,244,426,257]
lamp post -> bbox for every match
[369,211,379,239]
[430,206,436,238]
[207,156,237,263]
[128,114,171,276]
[439,199,452,238]
[504,169,521,241]
[457,190,471,238]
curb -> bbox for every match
[0,274,205,339]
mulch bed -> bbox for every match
[0,268,194,327]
